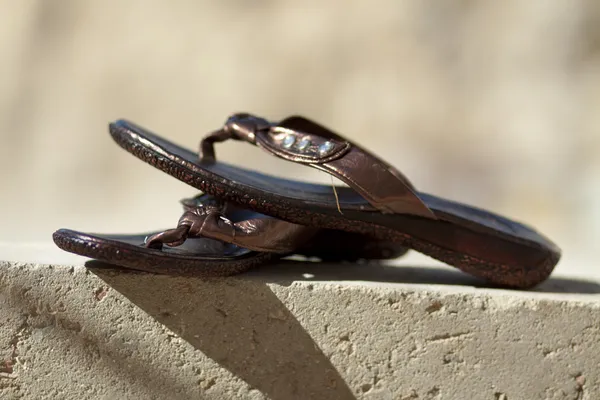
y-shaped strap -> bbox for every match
[199,114,436,219]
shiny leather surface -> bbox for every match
[113,119,556,250]
[145,194,319,253]
[108,118,562,287]
[200,114,436,218]
[276,116,434,217]
[255,126,351,165]
[112,120,555,247]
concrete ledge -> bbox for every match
[1,245,599,399]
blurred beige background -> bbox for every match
[0,1,598,270]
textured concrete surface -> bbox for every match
[1,244,599,399]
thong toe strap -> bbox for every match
[145,195,318,253]
[200,113,436,218]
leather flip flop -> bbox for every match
[107,114,562,288]
[53,192,409,276]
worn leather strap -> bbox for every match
[199,114,436,219]
[145,195,318,253]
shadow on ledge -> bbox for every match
[240,260,600,295]
[86,258,599,399]
[88,261,358,400]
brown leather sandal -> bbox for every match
[107,114,562,288]
[53,193,408,276]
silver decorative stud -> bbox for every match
[282,134,296,149]
[297,137,311,151]
[318,141,334,156]
[219,215,232,225]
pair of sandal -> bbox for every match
[54,113,561,289]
